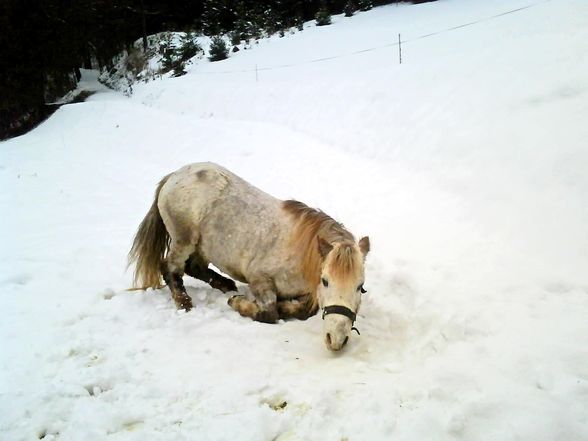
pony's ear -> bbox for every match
[317,237,333,259]
[359,236,370,256]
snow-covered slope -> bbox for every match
[2,1,588,440]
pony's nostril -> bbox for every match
[326,333,332,346]
[343,336,349,347]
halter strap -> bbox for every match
[322,305,356,323]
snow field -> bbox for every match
[1,1,588,440]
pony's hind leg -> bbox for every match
[185,253,237,293]
[162,239,194,311]
[228,277,278,323]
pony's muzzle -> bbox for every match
[323,311,353,351]
[325,333,349,351]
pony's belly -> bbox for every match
[216,264,247,284]
[199,245,248,283]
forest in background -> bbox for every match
[0,0,435,140]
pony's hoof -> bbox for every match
[255,307,279,324]
[175,296,193,311]
[228,294,244,307]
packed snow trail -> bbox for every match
[1,1,588,440]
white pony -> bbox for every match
[129,162,370,350]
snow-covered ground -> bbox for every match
[2,0,588,440]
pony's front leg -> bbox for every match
[228,277,278,323]
[277,294,318,320]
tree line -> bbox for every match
[0,0,433,140]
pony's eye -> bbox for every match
[358,284,366,293]
[321,278,329,288]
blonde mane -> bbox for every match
[282,200,360,313]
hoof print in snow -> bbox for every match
[273,401,288,411]
[84,384,104,396]
[261,396,288,411]
[102,289,116,300]
[38,430,58,440]
[122,420,144,432]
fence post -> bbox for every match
[398,34,402,64]
[255,64,258,82]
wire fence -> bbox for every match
[191,0,551,76]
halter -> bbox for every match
[322,305,361,335]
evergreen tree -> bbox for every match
[315,9,332,26]
[208,36,229,61]
[178,32,202,62]
[201,0,236,36]
[344,1,357,17]
[358,0,374,11]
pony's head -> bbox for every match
[282,200,371,351]
[317,236,370,351]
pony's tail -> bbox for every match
[128,174,171,289]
